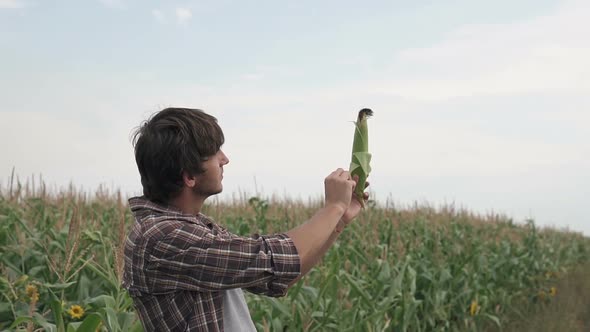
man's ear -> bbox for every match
[181,171,197,188]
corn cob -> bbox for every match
[349,108,373,207]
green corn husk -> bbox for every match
[349,108,373,207]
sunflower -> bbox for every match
[25,284,39,303]
[549,287,557,297]
[67,305,85,319]
[469,300,479,316]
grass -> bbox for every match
[1,174,589,331]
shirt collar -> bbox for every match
[128,196,213,227]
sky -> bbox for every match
[1,0,588,235]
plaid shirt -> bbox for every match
[122,196,301,331]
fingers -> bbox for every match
[331,168,354,185]
[351,190,370,200]
[330,168,352,181]
[348,174,370,194]
[350,175,369,188]
[340,169,352,180]
[324,168,356,211]
[331,168,344,176]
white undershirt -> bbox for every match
[222,288,256,332]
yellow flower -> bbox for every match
[469,300,479,316]
[67,305,85,319]
[549,287,557,297]
[25,284,39,303]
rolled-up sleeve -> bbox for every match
[244,234,300,297]
[145,221,300,295]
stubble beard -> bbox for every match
[192,182,222,199]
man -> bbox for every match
[122,108,368,331]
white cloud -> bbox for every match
[176,7,192,25]
[0,0,25,9]
[0,110,139,195]
[241,73,264,81]
[374,123,586,176]
[98,0,125,9]
[376,0,590,101]
[152,9,165,23]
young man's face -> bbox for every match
[192,149,230,198]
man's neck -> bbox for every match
[168,192,206,215]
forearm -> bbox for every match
[287,220,344,286]
[285,205,344,278]
[306,219,346,273]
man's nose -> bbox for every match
[221,151,229,165]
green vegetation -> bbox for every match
[502,262,590,331]
[1,178,589,331]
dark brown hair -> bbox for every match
[131,108,224,203]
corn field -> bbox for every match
[1,179,588,331]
